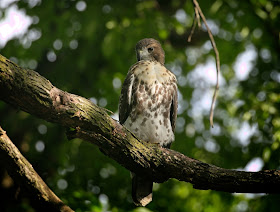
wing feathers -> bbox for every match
[119,72,134,124]
[170,84,178,133]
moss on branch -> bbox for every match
[1,53,280,196]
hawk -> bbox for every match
[119,38,178,206]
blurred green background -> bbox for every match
[0,0,280,211]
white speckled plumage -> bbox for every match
[118,38,178,206]
[123,60,177,147]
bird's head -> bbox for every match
[135,38,165,65]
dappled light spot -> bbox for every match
[28,59,37,69]
[187,57,225,86]
[204,139,220,153]
[210,123,221,136]
[233,44,257,81]
[256,91,266,102]
[0,5,32,48]
[100,164,117,179]
[92,186,100,194]
[57,179,68,190]
[185,47,201,65]
[178,75,187,87]
[100,168,110,179]
[106,20,116,29]
[185,123,195,137]
[235,201,248,212]
[175,9,189,25]
[202,19,219,35]
[99,194,109,208]
[72,21,81,31]
[226,13,234,23]
[20,141,30,153]
[236,10,245,17]
[189,89,212,117]
[202,130,211,139]
[270,71,280,83]
[177,98,188,115]
[202,40,212,53]
[84,200,91,205]
[122,18,130,28]
[218,29,233,41]
[102,5,112,14]
[0,0,17,8]
[234,31,243,42]
[58,167,66,176]
[233,121,258,147]
[46,50,56,62]
[260,48,271,63]
[244,157,264,172]
[69,39,78,49]
[32,15,39,24]
[9,56,18,64]
[99,98,107,107]
[38,124,47,134]
[1,171,14,188]
[195,136,204,148]
[27,0,41,8]
[67,165,75,172]
[88,179,101,194]
[240,27,249,39]
[90,97,97,104]
[112,77,122,89]
[53,39,63,50]
[175,117,185,133]
[168,63,182,76]
[35,140,45,152]
[253,28,263,39]
[27,28,41,41]
[76,1,87,12]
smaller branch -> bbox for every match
[191,0,220,127]
[188,2,200,42]
[194,6,201,28]
[0,126,74,212]
[187,16,197,42]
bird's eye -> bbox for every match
[148,47,154,53]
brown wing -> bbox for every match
[170,83,178,133]
[119,71,135,124]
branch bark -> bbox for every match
[1,54,280,196]
[0,126,74,212]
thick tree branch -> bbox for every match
[1,54,280,194]
[0,126,74,212]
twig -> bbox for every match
[192,0,220,128]
[187,15,197,42]
[188,2,201,42]
[194,6,201,28]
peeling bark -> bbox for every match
[1,53,280,199]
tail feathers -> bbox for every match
[132,174,153,206]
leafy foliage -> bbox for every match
[0,0,280,211]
